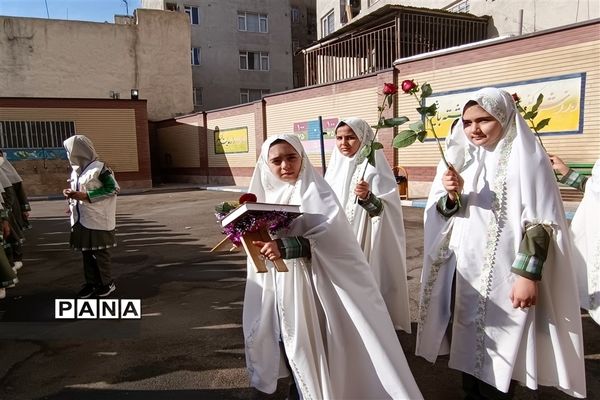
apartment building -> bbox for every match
[141,1,316,111]
[317,0,599,39]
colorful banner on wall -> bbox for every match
[4,148,67,161]
[214,127,249,154]
[424,73,585,138]
[292,117,338,154]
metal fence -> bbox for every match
[304,10,488,86]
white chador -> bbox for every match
[325,118,410,332]
[570,160,600,325]
[243,134,423,400]
[416,89,586,397]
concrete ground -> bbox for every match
[0,190,597,400]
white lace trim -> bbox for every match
[473,123,516,378]
[417,232,452,340]
[478,94,507,125]
[278,258,314,400]
[589,236,600,311]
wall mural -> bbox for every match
[4,148,67,161]
[292,117,338,154]
[214,126,249,154]
[424,73,586,138]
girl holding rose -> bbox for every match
[324,117,411,333]
[417,88,586,398]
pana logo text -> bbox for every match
[55,299,142,319]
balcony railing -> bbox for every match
[303,7,488,86]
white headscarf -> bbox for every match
[243,134,423,399]
[570,159,600,324]
[325,118,410,332]
[0,155,22,184]
[325,118,375,206]
[0,168,12,189]
[417,88,585,397]
[63,135,98,176]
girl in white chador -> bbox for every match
[324,118,410,332]
[550,155,600,325]
[244,134,422,399]
[0,151,31,272]
[416,88,586,398]
[0,180,18,300]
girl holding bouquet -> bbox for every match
[324,117,411,332]
[417,88,586,398]
[245,134,422,399]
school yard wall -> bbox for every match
[155,20,599,197]
[394,20,600,197]
[0,98,151,195]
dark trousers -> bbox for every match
[11,241,23,262]
[82,249,112,286]
[462,373,515,400]
[4,241,23,265]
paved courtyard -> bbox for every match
[0,190,598,400]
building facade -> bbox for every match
[291,0,318,88]
[0,9,193,121]
[317,0,599,39]
[141,0,314,111]
[153,20,599,197]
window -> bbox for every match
[240,89,270,104]
[238,12,268,33]
[291,7,300,23]
[321,10,334,37]
[193,87,203,106]
[239,51,269,71]
[0,120,75,148]
[184,5,200,25]
[447,0,470,13]
[165,2,178,11]
[191,47,201,65]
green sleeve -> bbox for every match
[357,192,384,217]
[436,194,461,218]
[88,170,118,202]
[559,169,587,193]
[510,223,552,281]
[275,236,311,259]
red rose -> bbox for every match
[511,93,520,102]
[383,83,397,95]
[239,193,257,204]
[401,79,417,94]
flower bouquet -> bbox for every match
[213,193,301,273]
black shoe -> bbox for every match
[96,281,116,297]
[77,284,96,299]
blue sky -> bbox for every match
[0,0,142,23]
